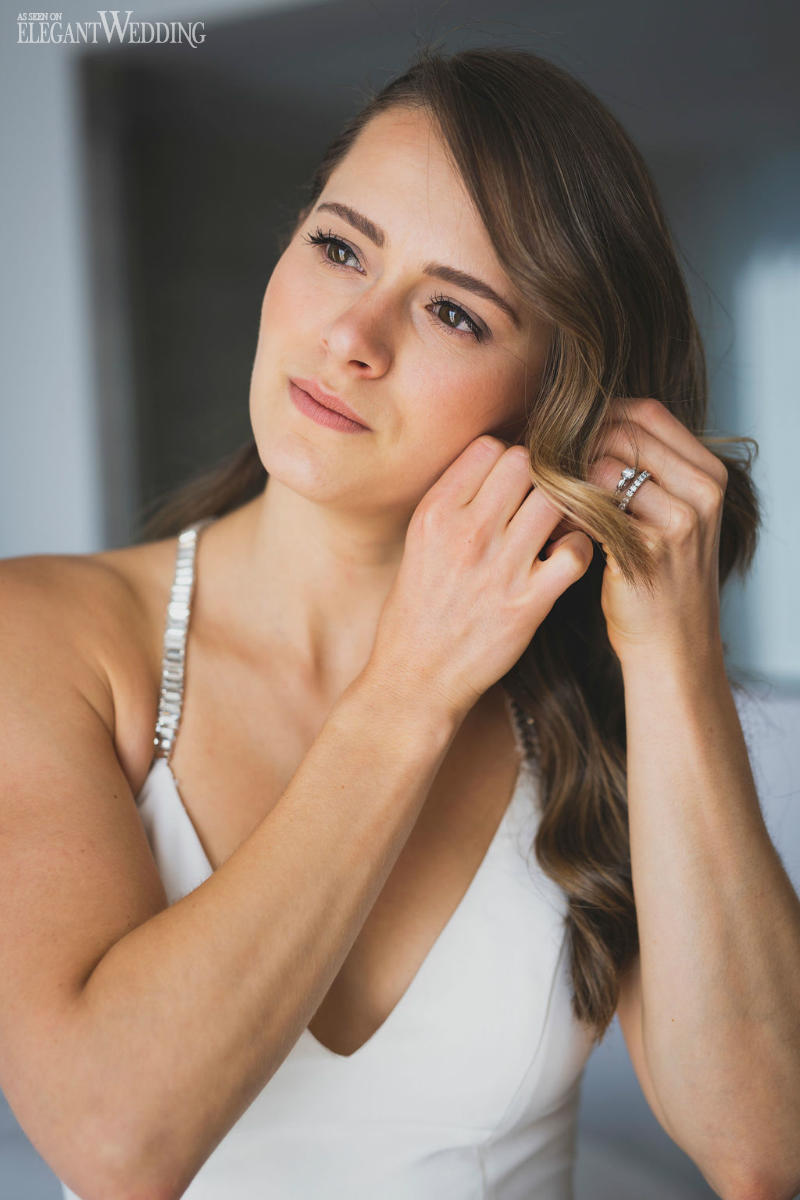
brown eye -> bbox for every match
[428,294,484,341]
[302,228,486,344]
[302,229,361,270]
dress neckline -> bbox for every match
[146,699,534,1063]
[146,517,539,1062]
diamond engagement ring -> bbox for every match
[615,465,651,512]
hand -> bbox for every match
[556,398,729,664]
[368,435,594,720]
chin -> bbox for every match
[253,426,366,505]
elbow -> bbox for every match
[82,1187,176,1200]
[722,1186,800,1200]
[68,1112,182,1200]
[75,1165,179,1200]
[97,1157,183,1200]
[16,1107,176,1200]
[112,1188,180,1200]
[60,1165,176,1200]
[709,1164,800,1200]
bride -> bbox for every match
[2,43,798,1200]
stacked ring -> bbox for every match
[615,466,651,512]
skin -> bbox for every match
[198,103,553,706]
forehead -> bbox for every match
[322,106,493,255]
[317,105,549,344]
[340,105,458,179]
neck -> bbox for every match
[204,475,414,702]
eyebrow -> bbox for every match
[315,201,521,329]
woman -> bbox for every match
[2,44,799,1200]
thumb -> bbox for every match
[540,529,594,562]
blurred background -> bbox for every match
[1,0,798,1196]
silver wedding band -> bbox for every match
[615,466,651,512]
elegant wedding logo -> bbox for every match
[17,9,206,47]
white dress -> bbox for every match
[61,518,597,1200]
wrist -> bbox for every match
[618,633,727,684]
[346,660,465,749]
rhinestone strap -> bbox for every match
[507,692,539,762]
[153,517,216,760]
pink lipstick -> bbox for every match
[289,378,370,433]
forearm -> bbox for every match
[621,640,800,1191]
[70,667,459,1199]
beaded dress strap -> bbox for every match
[505,690,539,763]
[153,516,216,761]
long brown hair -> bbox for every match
[138,45,760,1041]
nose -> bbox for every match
[321,287,394,378]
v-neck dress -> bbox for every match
[60,518,596,1200]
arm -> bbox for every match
[580,396,800,1199]
[619,640,800,1200]
[1,606,457,1200]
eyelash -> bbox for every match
[301,226,486,343]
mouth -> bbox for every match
[289,377,371,431]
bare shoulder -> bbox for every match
[0,540,183,1182]
[0,535,178,799]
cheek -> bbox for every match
[260,257,297,332]
[258,250,321,343]
[416,364,527,450]
[384,376,511,500]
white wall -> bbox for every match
[0,0,318,559]
[1,15,101,556]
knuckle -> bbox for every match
[572,536,594,568]
[697,475,726,511]
[411,497,444,537]
[668,498,698,538]
[457,526,489,560]
[423,499,447,528]
[639,397,663,418]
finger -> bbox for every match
[422,435,508,509]
[595,417,726,520]
[469,444,539,526]
[504,480,569,560]
[608,399,728,490]
[535,530,594,586]
[593,454,699,530]
[596,420,712,505]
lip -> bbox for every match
[289,377,371,430]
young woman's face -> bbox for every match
[249,104,552,516]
